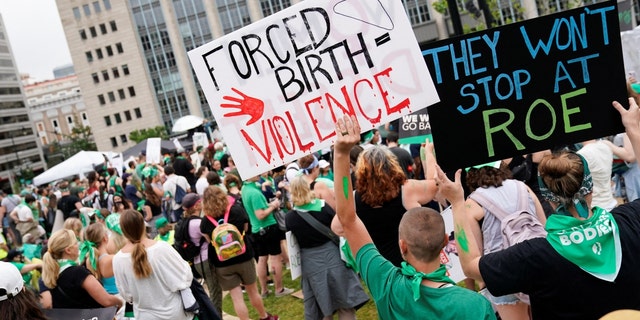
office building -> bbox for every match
[0,15,47,192]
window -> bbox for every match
[114,113,122,123]
[79,29,87,40]
[124,110,132,121]
[102,70,109,81]
[118,89,125,99]
[93,1,101,13]
[85,51,93,62]
[96,48,103,59]
[98,94,106,105]
[103,0,112,10]
[108,91,115,102]
[112,67,120,78]
[120,134,127,143]
[99,23,107,34]
[52,120,59,129]
[83,4,91,16]
[67,116,74,125]
[110,20,117,31]
[115,43,123,54]
[134,107,142,118]
[110,137,118,147]
[89,26,97,37]
[73,7,81,19]
[106,45,113,56]
[92,73,99,83]
[82,113,88,121]
[104,116,112,126]
[128,86,136,97]
[37,123,44,131]
[122,64,130,75]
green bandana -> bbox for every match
[401,262,455,301]
[79,240,98,271]
[159,232,171,242]
[545,207,622,282]
[57,259,78,274]
[105,213,123,235]
[293,199,324,212]
[80,211,89,228]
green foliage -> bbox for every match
[60,120,98,158]
[128,126,169,144]
[432,0,448,14]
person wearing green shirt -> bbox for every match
[241,177,293,299]
[333,115,495,320]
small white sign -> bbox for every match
[146,138,161,165]
[286,231,302,280]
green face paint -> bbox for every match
[456,224,470,253]
[342,176,350,200]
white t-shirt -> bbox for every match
[113,241,194,320]
[195,177,208,196]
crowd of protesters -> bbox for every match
[2,89,640,320]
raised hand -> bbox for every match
[220,88,264,125]
[334,115,361,155]
[612,98,640,132]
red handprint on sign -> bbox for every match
[220,88,264,125]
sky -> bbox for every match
[0,0,72,82]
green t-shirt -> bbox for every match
[241,181,277,233]
[10,262,32,283]
[357,243,496,320]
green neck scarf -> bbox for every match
[293,199,324,212]
[545,207,622,282]
[401,262,455,301]
[105,213,123,235]
[79,240,98,271]
[159,231,171,242]
[57,259,78,274]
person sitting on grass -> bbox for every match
[332,115,495,319]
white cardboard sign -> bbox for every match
[188,0,439,179]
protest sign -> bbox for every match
[423,1,626,171]
[398,108,432,144]
[146,138,161,165]
[286,231,302,280]
[188,0,439,179]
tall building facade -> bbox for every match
[0,15,47,192]
[23,74,90,151]
[55,0,609,153]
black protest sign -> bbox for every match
[398,108,432,144]
[422,1,626,171]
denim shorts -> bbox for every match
[479,288,521,305]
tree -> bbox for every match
[60,122,98,158]
[128,126,169,143]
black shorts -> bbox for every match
[254,225,285,257]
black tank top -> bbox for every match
[355,189,405,267]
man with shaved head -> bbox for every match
[332,115,495,319]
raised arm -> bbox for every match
[334,115,373,256]
[434,165,484,282]
[613,98,640,163]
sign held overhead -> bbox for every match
[189,0,439,179]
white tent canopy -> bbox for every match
[33,151,121,186]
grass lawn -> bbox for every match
[222,268,379,319]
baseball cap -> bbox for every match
[181,193,201,209]
[6,249,23,261]
[0,261,24,301]
[318,159,330,169]
[155,217,169,229]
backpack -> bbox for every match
[206,196,246,261]
[174,184,187,205]
[173,215,204,262]
[468,181,547,249]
